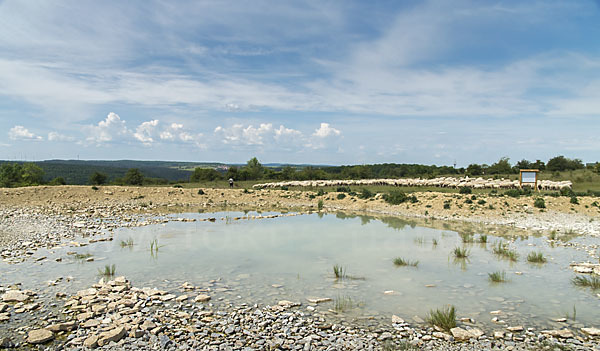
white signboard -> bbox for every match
[521,171,537,184]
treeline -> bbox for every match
[1,155,597,188]
[190,156,597,182]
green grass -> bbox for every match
[393,257,419,267]
[73,253,92,260]
[426,305,456,332]
[477,234,488,243]
[333,296,359,312]
[452,246,469,258]
[120,237,134,248]
[98,264,116,278]
[333,264,346,279]
[572,275,600,289]
[432,238,438,246]
[317,199,324,211]
[527,251,547,263]
[382,340,419,351]
[488,271,507,283]
[459,233,474,243]
[492,242,519,261]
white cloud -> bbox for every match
[8,126,42,141]
[312,123,341,138]
[86,112,129,144]
[133,119,159,145]
[215,123,274,145]
[47,131,74,142]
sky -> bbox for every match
[0,0,599,166]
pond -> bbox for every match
[2,210,598,331]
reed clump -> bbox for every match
[426,305,456,332]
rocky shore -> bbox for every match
[1,185,599,350]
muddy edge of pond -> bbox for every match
[1,185,599,349]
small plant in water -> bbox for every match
[488,271,507,283]
[492,242,519,261]
[98,264,116,278]
[426,305,456,332]
[333,264,346,279]
[432,238,438,246]
[120,237,134,248]
[414,236,425,245]
[477,234,488,243]
[527,251,547,263]
[459,233,474,243]
[393,257,419,267]
[74,253,92,260]
[333,296,356,312]
[452,246,469,258]
[572,275,600,290]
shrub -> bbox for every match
[49,177,66,185]
[560,187,575,197]
[443,202,451,209]
[465,198,473,204]
[477,199,486,205]
[459,187,472,194]
[336,186,351,193]
[280,186,289,191]
[570,196,579,205]
[89,171,108,185]
[317,189,325,196]
[337,193,346,200]
[123,168,144,185]
[534,198,546,209]
[383,191,417,205]
[172,184,183,188]
[358,188,374,199]
[197,189,205,195]
[317,199,324,211]
[426,305,456,332]
[91,186,99,191]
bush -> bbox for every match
[337,193,346,200]
[48,177,66,185]
[459,187,472,194]
[570,196,579,205]
[383,190,417,205]
[280,186,289,191]
[336,186,351,193]
[358,188,374,199]
[89,171,108,185]
[443,202,451,209]
[477,199,486,205]
[123,168,144,185]
[317,199,324,211]
[197,189,206,195]
[317,189,325,196]
[190,167,222,182]
[172,184,183,188]
[534,198,546,209]
[560,187,575,197]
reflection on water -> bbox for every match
[1,210,599,331]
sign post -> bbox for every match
[519,169,540,190]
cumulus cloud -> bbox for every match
[133,119,159,145]
[312,123,341,138]
[8,126,42,141]
[214,123,303,147]
[47,131,74,142]
[86,112,129,144]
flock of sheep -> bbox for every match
[252,177,573,191]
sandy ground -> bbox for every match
[1,185,599,239]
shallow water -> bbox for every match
[2,210,599,330]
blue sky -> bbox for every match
[1,0,599,166]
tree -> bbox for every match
[123,168,144,185]
[547,156,584,172]
[280,166,296,180]
[487,157,513,175]
[89,171,108,185]
[21,163,44,185]
[241,157,264,180]
[190,168,221,182]
[226,166,238,180]
[532,160,546,171]
[0,163,21,187]
[466,164,483,176]
[513,159,533,171]
[49,177,66,185]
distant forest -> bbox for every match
[1,156,597,188]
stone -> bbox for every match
[0,303,7,313]
[46,321,76,332]
[2,290,29,303]
[130,329,144,338]
[391,315,404,324]
[494,331,505,339]
[0,337,14,348]
[278,300,300,308]
[175,295,188,302]
[141,320,156,330]
[97,326,125,346]
[83,334,99,349]
[581,327,600,336]
[469,328,484,338]
[306,297,331,304]
[432,332,452,341]
[195,294,211,303]
[541,329,574,338]
[82,319,100,328]
[507,326,524,332]
[26,329,54,344]
[450,327,473,341]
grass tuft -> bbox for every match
[527,251,547,263]
[492,242,519,261]
[120,237,134,248]
[426,305,456,332]
[393,257,419,267]
[98,264,116,278]
[333,295,360,312]
[477,235,488,243]
[333,264,346,279]
[452,246,469,258]
[488,271,507,283]
[572,275,600,289]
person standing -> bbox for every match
[229,177,234,188]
